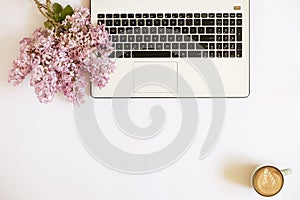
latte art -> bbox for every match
[252,166,284,197]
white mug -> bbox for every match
[251,165,292,197]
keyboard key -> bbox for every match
[121,14,127,18]
[128,35,135,42]
[192,35,199,41]
[198,27,205,33]
[201,13,208,18]
[148,43,155,49]
[168,35,175,42]
[223,51,229,58]
[120,35,127,42]
[203,51,208,57]
[144,35,151,42]
[209,13,215,18]
[106,14,112,18]
[164,43,171,49]
[170,19,177,26]
[150,13,156,18]
[114,19,121,26]
[166,27,172,34]
[154,19,161,26]
[209,43,215,49]
[200,35,215,41]
[110,27,117,34]
[179,13,185,18]
[136,35,143,42]
[116,51,123,58]
[157,13,163,18]
[216,13,222,18]
[178,19,185,26]
[126,27,133,34]
[136,13,142,18]
[124,43,131,50]
[194,19,201,26]
[230,27,235,34]
[223,35,229,41]
[174,27,181,33]
[134,27,141,34]
[206,27,215,33]
[130,19,137,26]
[156,43,163,50]
[158,27,165,34]
[124,52,131,58]
[230,43,235,49]
[150,27,157,34]
[128,14,134,18]
[202,19,215,25]
[223,13,229,18]
[223,43,229,49]
[237,19,242,25]
[209,51,215,57]
[188,43,195,49]
[216,43,222,49]
[172,43,179,49]
[237,13,242,18]
[190,27,197,34]
[216,19,222,26]
[180,43,187,49]
[230,13,235,18]
[223,27,229,34]
[236,50,242,57]
[143,13,149,18]
[182,27,189,34]
[140,43,147,50]
[176,35,183,42]
[230,35,235,41]
[197,43,208,49]
[132,51,171,58]
[98,19,104,25]
[152,35,159,41]
[160,35,167,41]
[188,51,201,57]
[142,27,149,34]
[230,51,235,57]
[184,35,191,42]
[98,14,105,18]
[109,51,115,58]
[146,19,153,26]
[118,27,125,34]
[106,20,113,26]
[165,13,171,18]
[186,13,193,18]
[138,19,145,26]
[132,43,139,50]
[116,43,123,50]
[223,19,229,25]
[180,51,187,57]
[230,19,235,26]
[112,35,119,42]
[237,27,242,41]
[186,19,193,26]
[172,13,178,18]
[216,51,222,58]
[237,43,242,50]
[172,51,179,58]
[194,13,200,18]
[217,35,222,41]
[216,27,222,34]
[113,14,119,18]
[162,19,169,26]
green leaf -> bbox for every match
[44,20,54,29]
[53,3,63,14]
[54,13,61,22]
[61,5,74,20]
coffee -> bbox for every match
[252,166,284,197]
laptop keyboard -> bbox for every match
[97,13,243,58]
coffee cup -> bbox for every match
[251,165,292,197]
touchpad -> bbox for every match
[133,61,178,93]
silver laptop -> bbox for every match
[91,0,249,98]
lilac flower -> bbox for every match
[8,6,115,105]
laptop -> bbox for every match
[90,0,249,98]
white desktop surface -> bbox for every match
[0,0,300,199]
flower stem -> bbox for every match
[32,0,59,28]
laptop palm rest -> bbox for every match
[133,61,178,94]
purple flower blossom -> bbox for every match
[8,7,115,105]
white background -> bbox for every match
[1,0,300,199]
